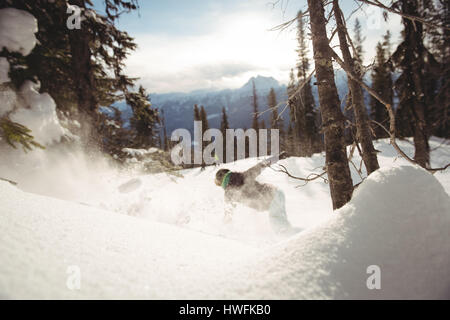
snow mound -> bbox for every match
[0,180,258,299]
[0,165,448,299]
[0,8,38,56]
[218,166,450,299]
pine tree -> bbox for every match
[1,0,140,150]
[128,86,159,149]
[269,88,283,133]
[1,0,78,112]
[286,124,295,156]
[220,107,230,162]
[97,106,132,158]
[220,107,229,137]
[111,106,132,148]
[391,0,438,167]
[293,10,319,157]
[296,11,310,83]
[250,79,260,155]
[160,109,170,151]
[269,88,284,153]
[199,106,209,132]
[427,0,450,138]
[287,69,297,99]
[251,79,259,131]
[287,69,298,155]
[67,0,97,118]
[198,106,209,167]
[353,18,365,76]
[370,32,393,139]
[193,104,201,122]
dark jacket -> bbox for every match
[224,162,276,213]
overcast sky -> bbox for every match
[93,0,402,94]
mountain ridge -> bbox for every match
[150,75,289,136]
[108,72,374,137]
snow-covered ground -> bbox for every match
[0,138,449,299]
[1,6,448,300]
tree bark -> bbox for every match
[68,0,97,116]
[398,0,430,167]
[333,0,380,175]
[307,0,353,210]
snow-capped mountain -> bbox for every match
[238,75,281,93]
[110,72,374,137]
[151,75,289,136]
[109,75,288,134]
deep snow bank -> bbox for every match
[0,166,449,299]
[217,166,450,299]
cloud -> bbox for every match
[194,62,258,80]
[121,6,299,93]
[121,1,403,94]
[133,62,262,94]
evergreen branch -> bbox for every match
[0,117,45,152]
[356,0,450,31]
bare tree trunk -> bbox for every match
[307,0,353,210]
[412,99,429,167]
[410,33,430,168]
[397,0,430,167]
[333,0,380,175]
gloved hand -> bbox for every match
[263,152,285,167]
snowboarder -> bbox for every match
[215,156,298,235]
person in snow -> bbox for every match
[215,156,298,235]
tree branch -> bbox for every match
[329,46,449,173]
[356,0,450,31]
[270,164,328,187]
